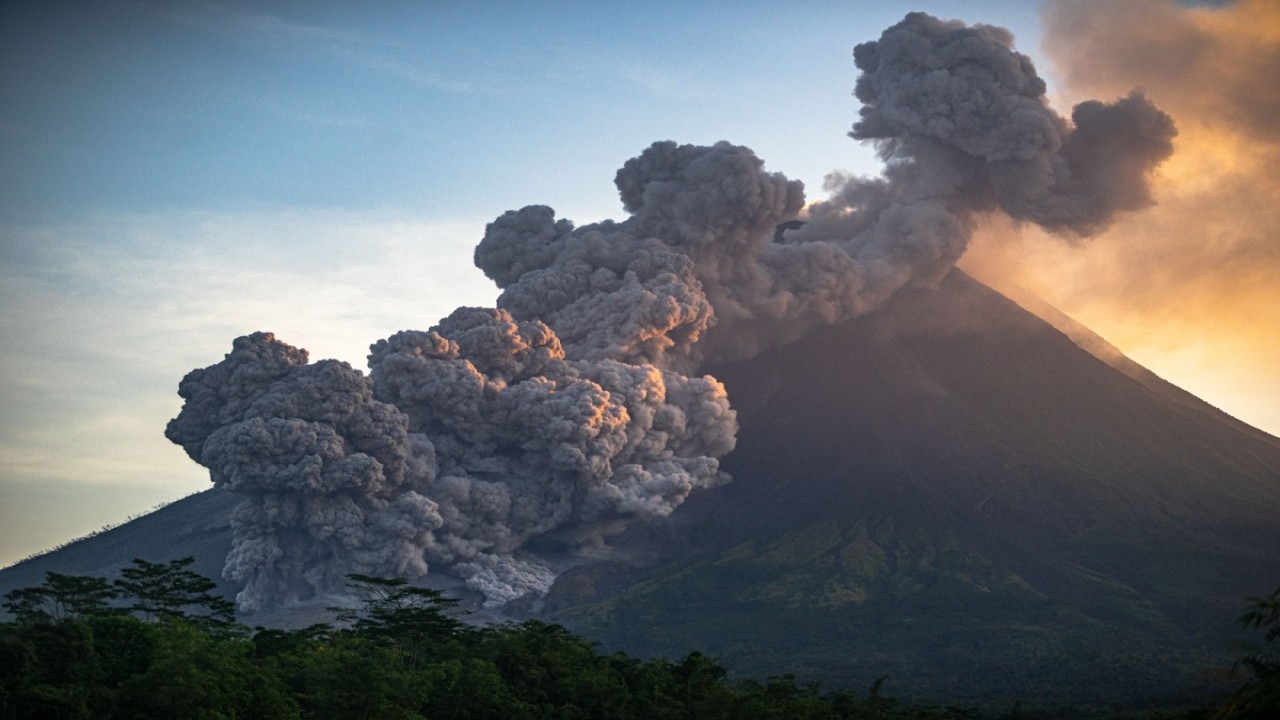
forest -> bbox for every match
[1,558,1275,719]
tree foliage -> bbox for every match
[1213,586,1280,719]
[2,572,119,623]
[330,574,472,662]
[112,557,235,630]
[6,565,1270,719]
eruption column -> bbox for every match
[167,12,1174,611]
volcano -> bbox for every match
[4,270,1279,709]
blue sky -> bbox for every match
[3,0,1273,567]
[0,1,1051,226]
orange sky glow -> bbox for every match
[963,0,1280,435]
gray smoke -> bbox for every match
[169,312,734,609]
[165,333,442,612]
[366,307,734,605]
[167,12,1174,611]
[792,12,1175,298]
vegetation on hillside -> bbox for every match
[0,559,1275,719]
[1213,586,1280,719]
[551,518,1249,712]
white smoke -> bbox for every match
[167,12,1174,611]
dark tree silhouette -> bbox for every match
[1216,586,1280,719]
[2,572,119,623]
[112,557,234,630]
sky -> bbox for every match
[1,0,1275,568]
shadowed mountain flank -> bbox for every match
[0,489,240,604]
[542,269,1280,708]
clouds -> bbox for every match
[166,332,444,611]
[172,301,738,609]
[790,11,1174,333]
[0,0,906,569]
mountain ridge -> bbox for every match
[994,280,1280,451]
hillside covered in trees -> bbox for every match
[2,559,1277,719]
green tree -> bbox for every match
[0,620,100,719]
[269,632,426,719]
[112,557,235,630]
[0,626,38,720]
[670,651,736,720]
[1216,586,1280,719]
[1,567,987,719]
[3,572,119,623]
[481,621,634,718]
[332,574,472,666]
[78,614,159,717]
[115,621,296,719]
[415,656,525,720]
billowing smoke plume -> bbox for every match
[168,314,734,610]
[167,12,1174,611]
[165,333,444,612]
[792,13,1175,284]
[366,307,735,602]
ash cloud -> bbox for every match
[798,13,1174,243]
[367,308,734,594]
[1043,0,1280,144]
[167,12,1174,611]
[165,332,442,612]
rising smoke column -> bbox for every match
[167,12,1175,612]
[165,332,443,612]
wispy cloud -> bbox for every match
[351,52,480,95]
[615,64,707,101]
[0,208,498,510]
[170,1,390,50]
[170,1,492,96]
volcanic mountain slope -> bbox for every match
[0,488,239,606]
[2,270,1278,709]
[539,269,1280,709]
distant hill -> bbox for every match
[4,269,1278,712]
